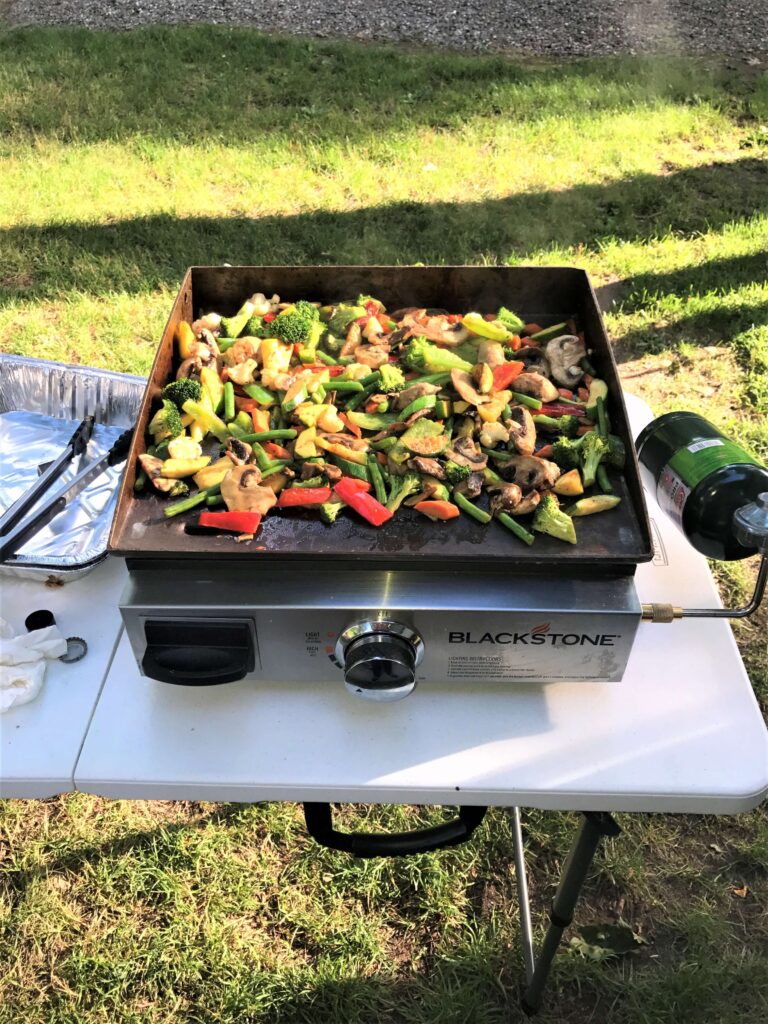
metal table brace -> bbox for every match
[510,807,621,1015]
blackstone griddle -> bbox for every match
[112,266,653,699]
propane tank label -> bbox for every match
[657,466,690,528]
[658,438,761,524]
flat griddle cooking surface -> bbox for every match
[110,266,652,572]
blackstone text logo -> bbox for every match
[448,623,620,647]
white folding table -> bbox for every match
[2,395,767,1011]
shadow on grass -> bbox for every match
[2,158,766,305]
[612,298,768,358]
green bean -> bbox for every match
[497,512,535,545]
[237,429,298,445]
[314,350,338,365]
[453,490,491,524]
[329,380,365,393]
[367,455,388,505]
[511,392,542,411]
[359,370,382,389]
[164,487,212,518]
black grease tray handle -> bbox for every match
[142,619,255,685]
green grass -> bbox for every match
[0,25,766,1024]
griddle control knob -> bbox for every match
[336,621,424,702]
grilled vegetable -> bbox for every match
[143,288,630,546]
[532,494,577,544]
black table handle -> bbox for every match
[303,803,486,858]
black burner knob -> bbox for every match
[343,632,417,701]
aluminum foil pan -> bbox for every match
[0,355,145,582]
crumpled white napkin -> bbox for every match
[0,616,67,712]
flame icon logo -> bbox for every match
[531,623,550,635]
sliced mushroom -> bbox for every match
[226,438,253,465]
[472,362,494,394]
[489,484,523,515]
[300,460,342,482]
[445,436,487,471]
[501,455,561,491]
[404,317,469,347]
[506,406,536,456]
[353,344,390,368]
[479,421,509,449]
[512,372,559,403]
[477,341,506,368]
[406,457,446,479]
[455,471,484,499]
[318,432,369,451]
[176,356,203,380]
[393,382,441,411]
[139,454,165,480]
[403,407,435,428]
[545,335,587,387]
[450,369,489,406]
[340,321,362,357]
[226,359,258,386]
[220,465,277,515]
[513,490,542,515]
[517,346,551,377]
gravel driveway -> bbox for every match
[6,0,768,56]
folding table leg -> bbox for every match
[510,806,535,983]
[520,811,621,1016]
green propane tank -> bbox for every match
[635,412,768,561]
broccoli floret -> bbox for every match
[162,378,202,409]
[444,460,471,485]
[533,413,580,437]
[319,499,345,524]
[148,399,183,442]
[378,362,406,393]
[243,315,263,336]
[328,304,366,335]
[270,301,320,344]
[385,472,421,513]
[532,493,577,544]
[551,436,582,470]
[497,306,525,333]
[605,434,626,469]
[405,336,473,375]
[579,431,609,488]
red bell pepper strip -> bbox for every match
[263,312,276,323]
[278,487,332,508]
[340,477,371,492]
[492,361,525,392]
[198,510,262,534]
[540,402,587,417]
[414,500,460,521]
[333,478,392,526]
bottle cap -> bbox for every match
[60,637,88,663]
[25,609,56,632]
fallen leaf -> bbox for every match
[568,922,647,960]
[732,885,749,898]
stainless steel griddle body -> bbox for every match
[120,567,642,694]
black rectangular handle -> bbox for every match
[303,803,486,858]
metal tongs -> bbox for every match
[0,416,134,562]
